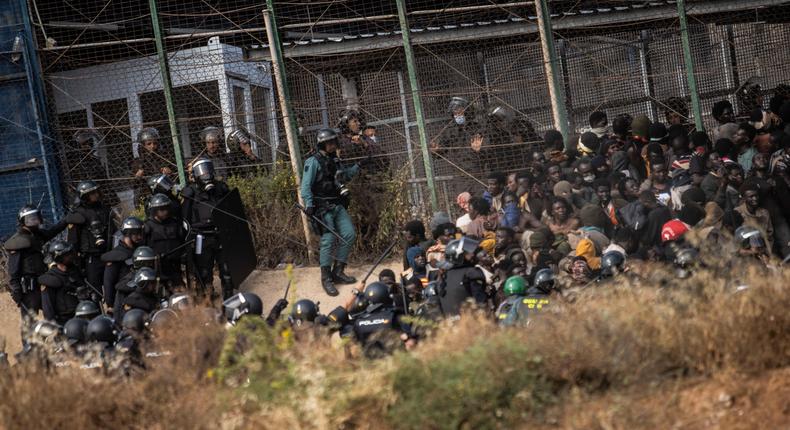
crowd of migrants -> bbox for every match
[3,78,790,370]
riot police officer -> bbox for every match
[146,173,182,219]
[199,126,230,181]
[101,217,144,311]
[122,267,161,314]
[181,158,233,299]
[352,282,414,357]
[113,246,157,319]
[67,180,115,295]
[144,193,187,286]
[39,241,86,325]
[437,237,487,316]
[223,292,264,326]
[5,205,68,319]
[300,128,360,296]
[495,274,552,326]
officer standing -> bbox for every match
[181,158,233,299]
[301,129,359,296]
[199,126,230,181]
[39,241,86,325]
[101,217,144,313]
[144,193,187,287]
[5,205,68,320]
[146,173,182,220]
[67,180,115,296]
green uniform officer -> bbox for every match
[301,128,360,296]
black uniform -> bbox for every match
[181,181,231,298]
[144,217,186,285]
[67,201,114,294]
[100,242,135,309]
[113,270,136,320]
[437,263,487,316]
[144,190,182,220]
[123,290,160,314]
[38,266,86,325]
[4,221,67,317]
[352,304,413,357]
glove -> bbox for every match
[10,290,23,306]
[272,299,288,313]
[305,206,315,217]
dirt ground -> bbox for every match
[0,261,402,359]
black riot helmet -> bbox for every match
[128,267,157,290]
[337,109,365,135]
[86,316,116,343]
[130,246,156,269]
[191,158,215,191]
[327,306,350,326]
[444,237,480,267]
[76,180,100,201]
[600,251,626,278]
[533,268,556,293]
[120,216,144,237]
[448,96,470,114]
[364,282,393,307]
[223,292,263,325]
[316,128,339,151]
[734,225,767,251]
[75,300,101,319]
[487,104,514,125]
[63,318,88,346]
[168,293,192,312]
[226,128,251,150]
[137,127,160,143]
[122,309,148,333]
[49,240,76,264]
[291,299,319,323]
[147,174,174,194]
[149,308,179,332]
[674,246,699,279]
[147,193,172,212]
[73,129,100,149]
[17,205,42,229]
[199,126,223,144]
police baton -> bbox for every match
[83,281,107,315]
[361,240,398,285]
[294,203,350,246]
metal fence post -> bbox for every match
[148,0,187,185]
[676,0,705,133]
[396,0,439,213]
[263,0,316,261]
[535,0,570,144]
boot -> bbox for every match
[332,262,357,284]
[321,266,339,296]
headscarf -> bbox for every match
[576,238,601,270]
[456,192,471,212]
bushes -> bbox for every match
[1,261,789,429]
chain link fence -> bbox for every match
[21,0,790,258]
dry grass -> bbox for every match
[0,259,788,429]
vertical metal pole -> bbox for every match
[397,71,424,208]
[396,0,438,212]
[149,0,186,185]
[535,0,570,143]
[676,0,705,132]
[19,0,62,219]
[639,30,658,122]
[263,0,316,260]
[557,39,575,133]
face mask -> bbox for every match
[369,136,378,143]
[454,115,466,126]
[583,174,596,183]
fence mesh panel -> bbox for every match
[20,0,790,252]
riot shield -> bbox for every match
[212,188,257,288]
